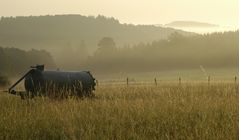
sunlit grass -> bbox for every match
[1,83,239,139]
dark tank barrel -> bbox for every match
[9,65,96,98]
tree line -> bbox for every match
[0,47,56,76]
[83,31,239,74]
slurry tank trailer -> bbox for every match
[8,65,96,99]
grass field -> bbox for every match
[1,82,239,140]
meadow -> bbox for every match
[1,82,239,140]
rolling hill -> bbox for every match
[0,15,193,51]
[0,15,193,69]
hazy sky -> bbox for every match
[0,0,238,26]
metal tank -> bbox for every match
[9,65,96,99]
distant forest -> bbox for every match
[1,31,239,75]
[0,47,55,76]
[0,15,192,68]
[84,31,239,73]
[0,15,190,49]
[1,15,239,76]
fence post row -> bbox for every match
[95,76,239,86]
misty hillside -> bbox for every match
[0,15,192,51]
[84,31,239,74]
[165,21,218,28]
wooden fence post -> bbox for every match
[179,77,181,85]
[126,77,129,86]
[235,76,237,84]
[96,80,99,87]
[208,76,211,85]
[154,78,157,86]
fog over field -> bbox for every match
[0,0,239,78]
[1,1,239,139]
[1,15,239,79]
[163,21,238,34]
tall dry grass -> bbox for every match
[1,83,239,140]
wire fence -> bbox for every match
[1,76,239,92]
[96,76,239,86]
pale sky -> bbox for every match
[0,0,239,26]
